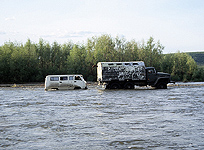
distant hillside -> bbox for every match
[187,52,204,67]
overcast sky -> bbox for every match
[1,0,204,53]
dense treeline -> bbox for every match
[0,34,203,83]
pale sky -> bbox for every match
[1,0,204,53]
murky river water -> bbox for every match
[0,85,204,149]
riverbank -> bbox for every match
[0,83,44,88]
[0,82,204,88]
[0,82,98,88]
[168,82,204,87]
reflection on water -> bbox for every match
[0,85,204,149]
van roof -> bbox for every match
[46,74,83,77]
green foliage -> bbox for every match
[188,52,204,67]
[192,68,204,81]
[138,37,163,70]
[160,54,174,74]
[162,52,198,82]
[67,44,87,75]
[0,35,203,83]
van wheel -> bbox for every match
[110,83,121,89]
[156,82,167,89]
[124,83,134,89]
[74,87,81,89]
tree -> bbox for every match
[192,68,204,81]
[85,38,97,81]
[23,39,38,82]
[161,54,174,74]
[138,37,163,70]
[124,40,139,61]
[0,42,14,83]
[93,34,116,62]
[61,42,73,74]
[114,36,126,61]
[9,42,36,82]
[171,52,197,81]
[50,41,61,74]
[67,44,87,78]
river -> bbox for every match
[0,84,204,149]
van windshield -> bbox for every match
[75,76,82,80]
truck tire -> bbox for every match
[124,83,134,89]
[156,82,167,89]
[110,83,121,89]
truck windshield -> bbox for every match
[148,69,156,74]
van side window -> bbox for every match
[69,76,74,80]
[50,77,59,81]
[60,76,68,80]
[75,76,81,80]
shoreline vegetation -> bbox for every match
[1,82,204,88]
[0,35,204,84]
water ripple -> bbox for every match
[0,86,204,149]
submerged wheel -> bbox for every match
[124,83,134,89]
[74,87,81,89]
[156,82,167,89]
[110,83,121,89]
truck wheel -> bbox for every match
[105,84,110,89]
[110,83,121,89]
[124,83,134,89]
[156,82,167,89]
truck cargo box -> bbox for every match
[97,61,146,82]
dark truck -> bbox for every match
[97,61,174,89]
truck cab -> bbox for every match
[146,67,171,89]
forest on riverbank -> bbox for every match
[0,34,203,83]
[188,52,204,68]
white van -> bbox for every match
[45,75,87,90]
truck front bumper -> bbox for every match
[169,81,175,84]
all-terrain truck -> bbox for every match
[97,61,173,89]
